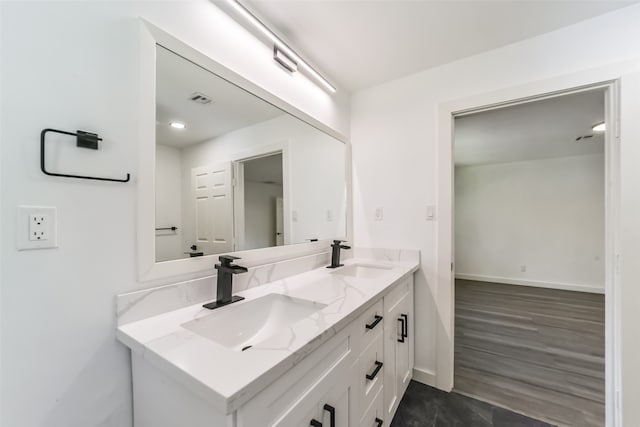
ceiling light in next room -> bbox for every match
[592,122,606,132]
[170,122,186,129]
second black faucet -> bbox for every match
[327,240,351,268]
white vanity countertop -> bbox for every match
[117,257,419,415]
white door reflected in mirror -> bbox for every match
[154,45,346,263]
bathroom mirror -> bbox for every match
[154,45,347,263]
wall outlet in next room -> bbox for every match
[520,265,527,273]
[17,206,58,250]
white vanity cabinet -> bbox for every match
[129,275,414,427]
[382,277,414,424]
[237,324,357,427]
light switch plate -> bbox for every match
[374,207,384,221]
[17,206,58,250]
[426,205,436,221]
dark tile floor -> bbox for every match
[390,381,556,427]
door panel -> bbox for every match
[190,162,233,254]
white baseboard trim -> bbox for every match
[455,273,604,294]
[412,367,436,387]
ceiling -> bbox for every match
[243,153,284,184]
[454,89,605,166]
[245,0,637,93]
[156,45,285,148]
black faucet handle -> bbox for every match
[219,255,241,267]
[332,239,346,245]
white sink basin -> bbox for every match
[182,294,327,352]
[331,263,393,279]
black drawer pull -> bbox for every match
[397,317,405,343]
[365,314,383,330]
[323,404,336,427]
[401,313,408,338]
[375,418,384,427]
[310,420,322,427]
[366,360,383,380]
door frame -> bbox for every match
[436,75,621,426]
[231,142,290,251]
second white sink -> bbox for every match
[182,294,327,352]
[331,263,393,279]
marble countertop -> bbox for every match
[117,257,419,415]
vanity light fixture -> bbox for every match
[170,122,186,129]
[273,46,298,73]
[592,122,606,132]
[223,0,337,93]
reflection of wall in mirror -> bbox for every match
[180,114,346,252]
[155,144,183,262]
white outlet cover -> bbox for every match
[17,206,58,250]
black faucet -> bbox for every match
[203,255,248,310]
[327,240,351,269]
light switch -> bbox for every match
[17,206,58,250]
[426,205,435,221]
[374,207,383,221]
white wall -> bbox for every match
[244,182,282,250]
[155,144,183,262]
[180,114,347,248]
[351,4,640,422]
[0,2,349,426]
[455,154,604,292]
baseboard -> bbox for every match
[455,273,604,294]
[412,367,436,387]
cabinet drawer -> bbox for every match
[360,387,384,427]
[238,323,355,427]
[355,298,384,353]
[357,331,383,420]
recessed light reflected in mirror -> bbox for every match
[170,122,186,129]
[592,122,605,132]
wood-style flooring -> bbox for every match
[454,279,605,427]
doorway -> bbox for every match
[446,84,618,426]
[233,152,285,251]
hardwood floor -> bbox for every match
[454,279,605,427]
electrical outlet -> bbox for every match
[18,206,58,250]
[326,210,333,222]
[374,207,384,221]
[520,265,527,273]
[292,210,298,222]
[29,214,49,241]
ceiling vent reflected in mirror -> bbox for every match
[189,92,213,105]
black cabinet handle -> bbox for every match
[375,418,384,427]
[401,313,408,338]
[366,360,384,380]
[310,420,322,427]
[323,404,336,427]
[397,317,405,343]
[365,314,383,330]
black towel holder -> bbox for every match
[40,128,131,183]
